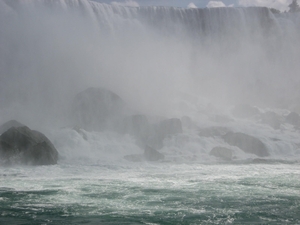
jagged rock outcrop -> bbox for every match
[222,132,269,157]
[210,147,233,161]
[0,126,58,165]
[72,87,128,131]
[0,120,24,134]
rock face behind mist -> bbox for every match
[144,145,164,161]
[120,115,150,143]
[72,87,127,131]
[223,132,269,157]
[0,120,25,134]
[210,147,233,161]
[147,118,183,149]
[0,126,58,165]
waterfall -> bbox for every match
[0,0,300,126]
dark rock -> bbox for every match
[0,120,24,134]
[0,126,58,165]
[232,104,260,118]
[144,145,164,161]
[223,132,269,157]
[72,87,127,131]
[210,147,233,161]
[199,126,229,137]
[285,112,300,126]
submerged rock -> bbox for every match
[72,87,127,131]
[0,120,24,134]
[0,126,58,165]
[223,132,269,157]
[210,147,233,161]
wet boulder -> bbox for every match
[0,126,58,165]
[210,147,233,161]
[223,132,269,157]
[72,87,128,131]
[0,120,24,134]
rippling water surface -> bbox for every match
[1,163,299,224]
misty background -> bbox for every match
[0,0,300,131]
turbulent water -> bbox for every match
[1,163,300,224]
[1,0,300,224]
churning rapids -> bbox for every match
[0,0,300,224]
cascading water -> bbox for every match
[0,0,300,224]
